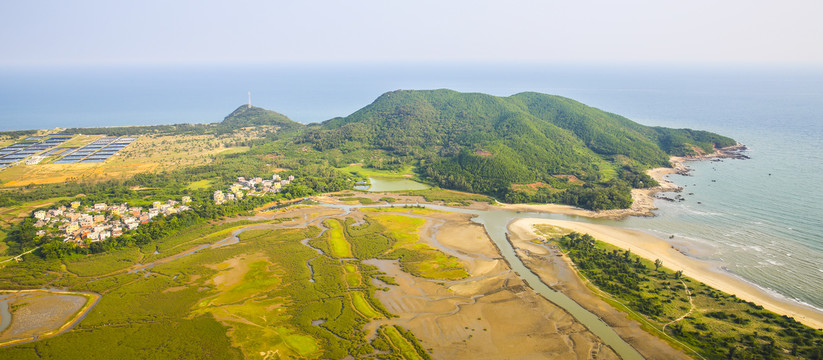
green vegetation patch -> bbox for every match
[324,218,353,258]
[64,246,143,277]
[371,214,468,280]
[351,291,381,319]
[144,219,272,261]
[338,197,379,205]
[361,206,444,215]
[402,188,491,206]
[337,164,416,179]
[376,325,432,360]
[186,178,215,190]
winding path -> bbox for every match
[663,279,696,332]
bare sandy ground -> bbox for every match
[362,211,619,359]
[508,221,691,360]
[510,218,823,330]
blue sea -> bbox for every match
[1,63,822,311]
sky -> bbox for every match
[1,0,822,66]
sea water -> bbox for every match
[1,63,821,310]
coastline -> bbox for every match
[508,217,823,330]
[498,144,748,220]
[501,144,823,330]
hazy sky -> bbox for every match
[2,0,821,66]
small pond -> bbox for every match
[354,177,430,192]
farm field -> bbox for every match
[0,134,249,187]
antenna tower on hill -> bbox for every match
[248,92,252,108]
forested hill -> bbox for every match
[220,105,303,131]
[303,89,736,209]
[56,105,303,137]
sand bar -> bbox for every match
[509,218,823,330]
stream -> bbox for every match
[124,199,642,359]
[321,203,644,359]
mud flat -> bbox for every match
[0,289,100,348]
[508,220,692,360]
[362,210,620,359]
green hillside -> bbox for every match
[219,105,302,132]
[302,89,736,209]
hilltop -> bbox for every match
[50,105,304,137]
[219,105,303,132]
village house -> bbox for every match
[66,212,81,222]
[66,222,80,234]
[79,215,94,228]
[181,196,192,204]
[124,220,139,230]
[35,195,191,247]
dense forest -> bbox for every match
[301,90,734,209]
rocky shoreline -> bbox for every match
[588,143,749,219]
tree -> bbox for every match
[674,270,683,279]
[654,258,662,271]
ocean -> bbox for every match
[1,63,822,310]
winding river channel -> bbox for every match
[325,202,645,360]
[127,196,644,359]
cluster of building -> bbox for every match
[214,174,295,205]
[32,197,192,245]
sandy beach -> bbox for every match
[509,218,823,330]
